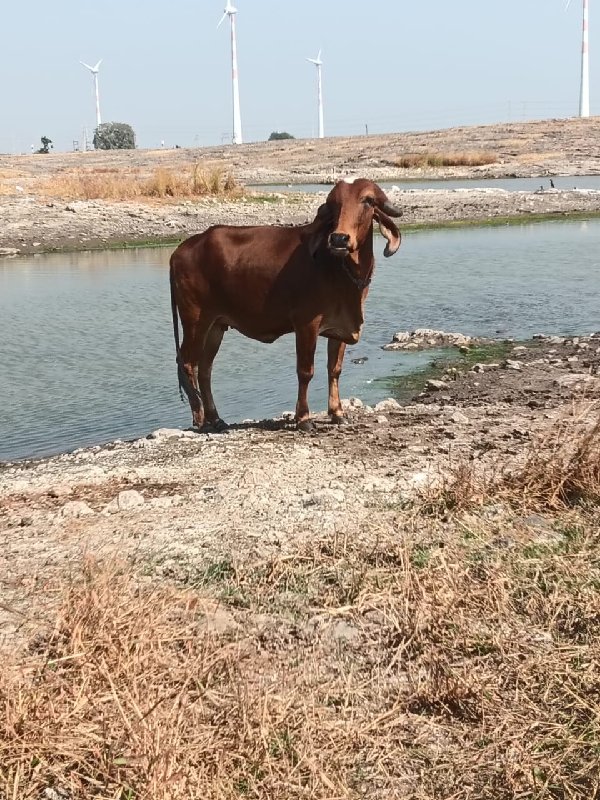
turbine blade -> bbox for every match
[80,61,93,71]
[565,0,572,10]
[217,11,227,27]
[93,59,102,71]
[317,49,321,61]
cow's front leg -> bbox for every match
[327,338,347,424]
[294,323,319,432]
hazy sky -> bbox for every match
[1,0,595,153]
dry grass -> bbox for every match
[395,151,498,169]
[2,490,600,800]
[419,403,600,514]
[40,163,241,201]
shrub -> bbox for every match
[93,122,136,150]
[268,131,295,141]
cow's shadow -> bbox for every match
[188,415,351,435]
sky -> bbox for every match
[0,0,596,153]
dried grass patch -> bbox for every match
[2,504,600,799]
[39,163,241,201]
[395,151,497,169]
[419,402,600,515]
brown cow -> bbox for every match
[169,178,402,432]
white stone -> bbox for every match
[504,359,523,371]
[373,397,402,412]
[148,428,184,440]
[105,489,146,514]
[61,500,95,518]
[302,488,345,507]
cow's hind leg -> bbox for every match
[179,321,208,429]
[327,338,347,424]
[197,323,227,431]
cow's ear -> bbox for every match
[374,208,401,257]
[307,202,331,257]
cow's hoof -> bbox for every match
[297,419,315,433]
[330,415,348,426]
[211,418,229,433]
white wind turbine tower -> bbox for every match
[217,1,243,145]
[80,59,103,127]
[307,50,324,138]
[566,0,590,117]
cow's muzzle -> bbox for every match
[328,232,351,255]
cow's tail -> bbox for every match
[169,255,194,404]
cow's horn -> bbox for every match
[381,200,403,218]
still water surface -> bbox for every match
[1,219,599,461]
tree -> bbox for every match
[268,131,294,141]
[93,122,136,150]
[35,136,53,154]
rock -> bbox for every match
[425,379,449,391]
[148,496,174,510]
[303,488,345,507]
[373,398,402,412]
[148,428,184,440]
[43,789,70,800]
[503,359,523,371]
[133,438,153,449]
[0,247,20,257]
[48,483,72,498]
[105,489,145,514]
[470,362,499,373]
[341,396,364,410]
[451,411,470,425]
[512,345,527,354]
[383,328,488,351]
[554,373,597,389]
[61,500,95,518]
[375,415,388,425]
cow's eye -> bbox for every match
[362,196,375,207]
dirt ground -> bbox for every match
[2,117,600,255]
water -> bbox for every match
[1,219,600,462]
[251,175,600,194]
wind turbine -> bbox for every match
[217,1,243,145]
[80,59,102,128]
[307,50,324,138]
[566,0,590,117]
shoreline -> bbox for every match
[3,189,600,258]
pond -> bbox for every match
[1,218,599,461]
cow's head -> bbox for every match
[311,178,402,259]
